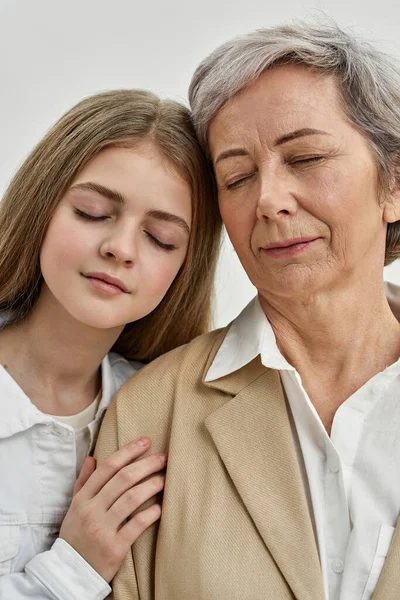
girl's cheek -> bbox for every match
[148,259,181,292]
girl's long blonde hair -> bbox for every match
[0,90,222,362]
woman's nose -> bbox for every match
[256,173,298,221]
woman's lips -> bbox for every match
[261,237,320,258]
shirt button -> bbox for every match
[331,559,344,574]
[373,382,386,395]
[328,456,341,473]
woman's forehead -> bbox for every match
[208,66,343,158]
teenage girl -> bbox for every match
[0,89,222,599]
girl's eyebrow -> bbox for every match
[147,210,190,236]
[70,181,125,204]
[70,181,190,235]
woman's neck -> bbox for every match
[0,288,124,415]
[259,277,400,433]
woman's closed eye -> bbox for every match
[289,155,324,166]
[225,173,256,190]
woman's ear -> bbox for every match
[383,164,400,224]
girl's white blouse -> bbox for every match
[0,351,141,600]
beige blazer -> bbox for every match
[95,328,400,600]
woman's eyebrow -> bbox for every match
[275,128,330,146]
[147,210,190,236]
[214,129,330,165]
[69,181,125,204]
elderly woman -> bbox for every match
[96,23,400,600]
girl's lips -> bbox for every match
[261,237,320,258]
[83,274,127,295]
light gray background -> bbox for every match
[1,0,399,327]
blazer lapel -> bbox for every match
[204,361,324,600]
[372,518,400,600]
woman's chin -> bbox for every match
[256,267,334,302]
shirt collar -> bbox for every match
[206,281,400,383]
[96,353,119,421]
[0,353,118,439]
[0,365,53,438]
[205,295,292,383]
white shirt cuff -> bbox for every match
[26,538,111,600]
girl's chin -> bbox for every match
[66,302,159,331]
[72,312,129,331]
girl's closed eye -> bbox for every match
[75,206,178,251]
[74,208,110,221]
[145,231,177,251]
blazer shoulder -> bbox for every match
[111,327,228,437]
[120,327,227,394]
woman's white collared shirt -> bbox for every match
[206,283,400,600]
[0,351,140,600]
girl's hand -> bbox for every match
[59,437,165,582]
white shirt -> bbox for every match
[206,282,400,600]
[56,390,102,477]
[0,351,141,600]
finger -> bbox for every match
[117,503,162,548]
[73,457,96,496]
[80,438,151,499]
[98,453,167,510]
[107,474,165,528]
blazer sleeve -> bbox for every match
[95,397,119,464]
[94,334,223,600]
[96,384,163,600]
[94,399,142,600]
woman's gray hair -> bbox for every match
[188,22,400,264]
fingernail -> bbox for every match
[159,453,168,462]
[136,437,149,446]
